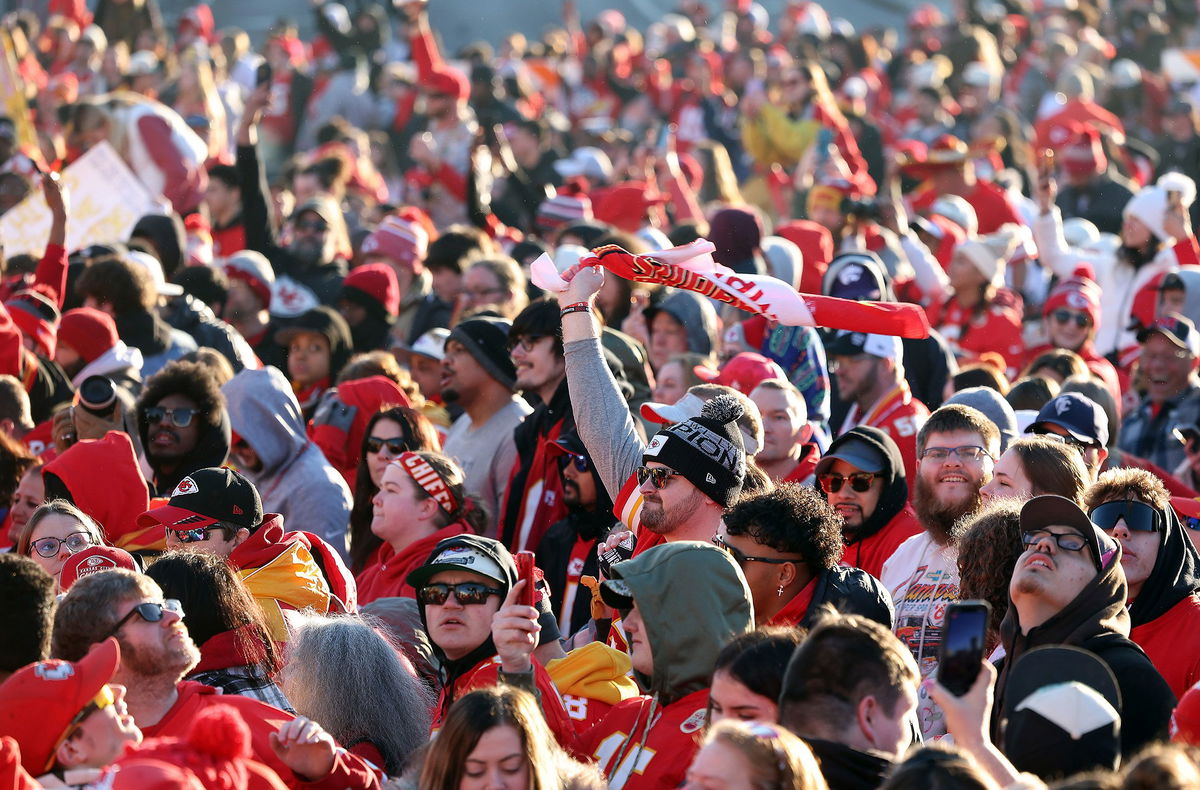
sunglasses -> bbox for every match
[1051,309,1091,328]
[635,465,682,489]
[294,220,329,233]
[366,436,408,455]
[818,472,881,494]
[1185,516,1200,532]
[107,599,184,638]
[557,453,590,473]
[1089,500,1164,534]
[712,534,802,566]
[167,525,219,543]
[144,406,200,428]
[417,581,503,606]
[29,530,95,558]
[47,685,115,772]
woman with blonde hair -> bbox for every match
[173,49,228,160]
[685,720,829,790]
[16,499,104,591]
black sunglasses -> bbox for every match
[107,599,183,638]
[144,407,200,428]
[1089,500,1164,534]
[635,465,682,490]
[366,436,408,455]
[557,453,590,473]
[818,472,881,494]
[712,534,803,566]
[1051,309,1091,328]
[417,582,503,606]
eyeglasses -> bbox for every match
[144,406,200,428]
[107,599,184,638]
[557,453,590,473]
[635,465,682,489]
[294,220,329,233]
[507,334,549,353]
[166,526,219,543]
[1051,309,1092,328]
[29,531,95,558]
[712,534,803,566]
[417,581,503,606]
[1089,499,1164,534]
[1022,529,1089,552]
[919,446,992,462]
[818,472,881,494]
[366,436,408,455]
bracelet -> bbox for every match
[560,302,591,317]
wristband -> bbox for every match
[560,302,591,317]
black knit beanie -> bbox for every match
[643,394,746,506]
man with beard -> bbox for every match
[50,570,384,788]
[441,317,532,530]
[537,431,616,634]
[135,360,231,496]
[1034,166,1182,356]
[826,330,929,483]
[880,403,999,740]
[237,85,349,323]
[816,426,923,580]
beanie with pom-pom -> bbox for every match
[643,393,747,506]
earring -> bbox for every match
[776,584,785,597]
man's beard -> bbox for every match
[913,474,982,546]
[120,632,200,683]
[640,486,703,536]
[1120,240,1158,268]
[289,237,326,267]
[441,385,461,403]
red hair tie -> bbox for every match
[396,452,459,515]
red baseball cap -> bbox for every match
[694,352,787,395]
[59,546,139,591]
[0,638,121,774]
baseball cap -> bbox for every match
[1026,392,1109,448]
[1137,313,1200,357]
[1020,495,1119,572]
[59,546,138,591]
[553,147,613,182]
[1171,496,1200,531]
[640,392,707,426]
[137,467,264,532]
[0,638,121,774]
[693,352,787,396]
[395,327,450,362]
[824,330,902,361]
[814,436,887,477]
[405,534,514,593]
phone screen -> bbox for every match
[938,601,990,696]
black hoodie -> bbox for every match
[994,542,1176,758]
[820,426,909,553]
[138,399,232,497]
[1129,504,1200,625]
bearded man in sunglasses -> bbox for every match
[1084,468,1200,698]
[993,495,1176,759]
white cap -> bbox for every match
[397,327,451,361]
[553,147,613,182]
[962,61,998,88]
[126,51,160,78]
[641,392,761,455]
[127,250,183,297]
[931,194,979,236]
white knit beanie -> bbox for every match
[954,224,1024,287]
[1124,186,1169,241]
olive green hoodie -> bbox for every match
[606,541,755,704]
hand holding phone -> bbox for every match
[938,600,991,697]
[515,551,536,608]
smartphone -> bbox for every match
[938,600,992,696]
[515,551,536,607]
[1174,424,1200,451]
[256,62,273,87]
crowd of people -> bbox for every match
[6,0,1200,787]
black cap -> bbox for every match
[1019,495,1119,573]
[136,467,264,531]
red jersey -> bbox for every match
[582,688,710,790]
[355,522,470,605]
[843,505,924,581]
[781,444,822,486]
[926,297,1026,379]
[212,223,246,259]
[839,384,929,485]
[911,179,1023,235]
[1131,594,1200,699]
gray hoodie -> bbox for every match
[222,367,353,559]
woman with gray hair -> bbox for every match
[283,613,434,776]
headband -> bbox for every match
[397,452,459,515]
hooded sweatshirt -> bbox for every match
[1127,504,1200,698]
[644,290,720,359]
[137,393,231,496]
[995,542,1177,758]
[43,430,155,551]
[307,376,411,487]
[822,427,923,580]
[582,542,754,789]
[222,367,353,560]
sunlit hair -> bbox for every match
[702,720,829,790]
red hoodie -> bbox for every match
[844,505,924,581]
[142,681,381,789]
[356,521,471,605]
[43,430,157,551]
[308,376,411,487]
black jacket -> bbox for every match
[1130,503,1200,627]
[163,295,258,373]
[805,738,892,790]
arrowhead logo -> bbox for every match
[172,477,198,496]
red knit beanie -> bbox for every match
[1043,268,1102,329]
[341,263,400,317]
[58,307,119,364]
[5,288,60,359]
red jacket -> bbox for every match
[844,505,924,581]
[1131,594,1200,699]
[142,682,381,789]
[581,688,709,790]
[355,522,470,605]
[839,384,929,485]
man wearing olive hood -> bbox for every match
[584,542,754,789]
